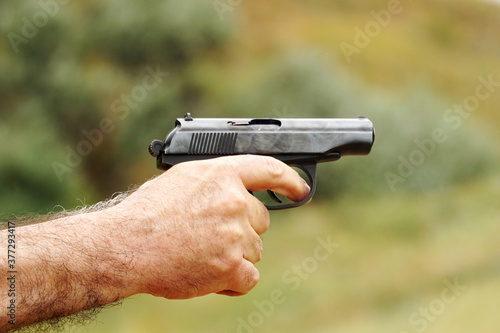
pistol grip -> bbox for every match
[266,161,317,210]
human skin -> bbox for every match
[0,155,310,331]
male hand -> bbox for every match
[113,155,310,299]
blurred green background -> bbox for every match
[1,0,500,332]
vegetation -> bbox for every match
[1,0,499,332]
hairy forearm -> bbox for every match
[0,209,137,331]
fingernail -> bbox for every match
[302,181,312,202]
[303,180,311,194]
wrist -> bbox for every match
[105,193,186,298]
[86,208,143,299]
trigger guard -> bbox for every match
[265,161,317,210]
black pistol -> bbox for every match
[149,114,374,209]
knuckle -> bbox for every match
[223,191,249,215]
[246,270,260,291]
[259,208,271,234]
[228,224,246,243]
[213,252,240,277]
[264,158,285,182]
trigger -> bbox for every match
[267,190,283,204]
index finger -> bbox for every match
[228,155,311,203]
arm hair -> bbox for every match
[1,188,138,333]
